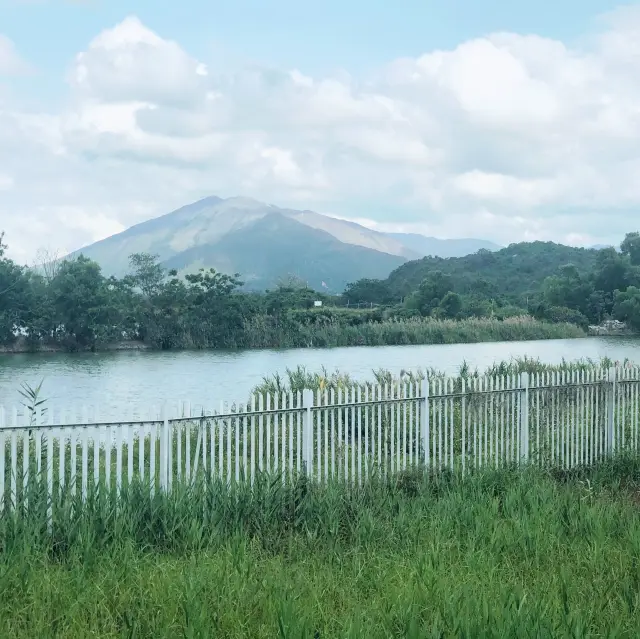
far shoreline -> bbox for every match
[0,333,595,357]
[3,318,635,358]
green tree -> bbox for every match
[613,286,640,330]
[438,292,462,319]
[342,279,394,305]
[406,271,453,316]
[0,233,32,343]
[620,232,640,266]
[126,253,165,298]
[180,268,246,347]
[48,256,116,349]
[592,248,630,297]
[542,263,594,319]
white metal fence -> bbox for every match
[1,366,639,515]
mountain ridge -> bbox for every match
[71,195,500,291]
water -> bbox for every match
[1,337,639,418]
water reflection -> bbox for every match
[1,337,639,418]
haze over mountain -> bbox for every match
[72,196,500,291]
[385,233,501,258]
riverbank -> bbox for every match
[0,339,152,354]
[2,459,640,636]
[0,317,585,354]
[588,319,636,337]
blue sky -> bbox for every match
[1,0,640,261]
[2,0,625,82]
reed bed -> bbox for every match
[240,315,585,348]
[1,459,640,636]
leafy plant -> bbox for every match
[18,379,47,427]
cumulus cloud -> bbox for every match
[2,8,640,262]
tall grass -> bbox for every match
[240,315,585,349]
[3,356,631,510]
[254,355,630,396]
[2,460,640,636]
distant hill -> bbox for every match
[385,233,501,258]
[384,241,602,301]
[71,196,497,291]
[162,213,406,292]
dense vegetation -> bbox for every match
[2,457,640,636]
[0,232,585,352]
[346,233,640,331]
[3,227,639,354]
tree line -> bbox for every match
[0,235,345,350]
[342,232,640,331]
[1,231,639,352]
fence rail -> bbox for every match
[1,366,639,517]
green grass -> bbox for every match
[2,458,640,637]
[11,314,586,353]
[240,315,585,349]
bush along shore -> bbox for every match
[2,316,585,354]
[2,458,640,637]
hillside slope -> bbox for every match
[384,242,601,299]
[162,213,406,292]
[71,195,498,291]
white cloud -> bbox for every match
[3,7,640,263]
[0,174,14,190]
[0,35,29,74]
[451,170,560,208]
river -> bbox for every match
[1,337,639,418]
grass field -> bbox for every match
[1,456,640,637]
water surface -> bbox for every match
[1,337,638,418]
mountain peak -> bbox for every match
[71,195,498,291]
[216,196,269,211]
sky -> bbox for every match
[1,0,640,263]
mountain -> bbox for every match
[162,212,406,291]
[72,195,497,291]
[385,233,501,258]
[383,241,602,300]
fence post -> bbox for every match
[519,372,530,464]
[302,389,314,476]
[607,367,616,455]
[460,377,466,476]
[420,378,429,469]
[160,403,170,493]
[0,407,5,516]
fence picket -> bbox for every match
[150,408,156,497]
[95,406,102,491]
[316,389,321,483]
[250,394,256,486]
[280,392,285,483]
[323,389,329,483]
[22,414,29,512]
[46,408,53,525]
[10,408,17,510]
[106,411,112,495]
[0,407,5,514]
[237,403,242,484]
[225,401,231,485]
[2,364,640,521]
